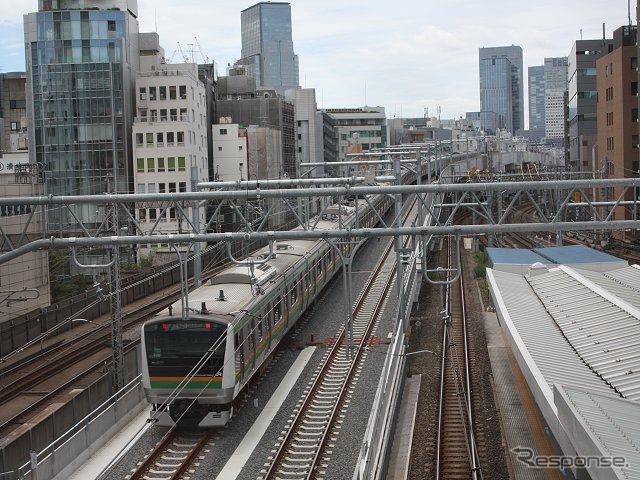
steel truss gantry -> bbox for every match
[1,177,639,264]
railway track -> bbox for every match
[436,236,482,479]
[259,199,419,480]
[128,429,214,480]
[0,259,232,437]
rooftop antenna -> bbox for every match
[194,37,210,64]
[154,8,157,32]
[629,0,632,26]
[364,81,367,107]
[580,28,583,40]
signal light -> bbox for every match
[205,323,211,329]
[162,323,168,331]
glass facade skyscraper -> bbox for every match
[479,45,523,134]
[24,0,140,231]
[239,2,299,95]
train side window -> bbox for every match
[257,317,263,342]
[274,298,282,323]
[316,261,322,276]
[248,321,255,350]
[290,285,297,304]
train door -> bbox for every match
[234,331,244,381]
[248,318,256,371]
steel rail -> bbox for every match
[262,197,418,479]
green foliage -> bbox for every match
[473,251,488,278]
[138,252,154,268]
[49,250,91,302]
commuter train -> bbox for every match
[141,194,393,427]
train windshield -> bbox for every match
[144,319,226,376]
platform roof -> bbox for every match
[555,385,640,480]
[533,245,626,265]
[487,245,628,274]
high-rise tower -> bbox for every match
[479,45,524,135]
[238,2,299,95]
[528,65,545,139]
[24,0,140,231]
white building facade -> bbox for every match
[212,120,248,181]
[132,61,208,259]
[284,88,320,177]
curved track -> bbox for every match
[260,198,419,480]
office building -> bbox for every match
[0,72,28,154]
[0,72,50,321]
[238,2,299,95]
[320,107,387,168]
[216,70,296,178]
[596,25,639,240]
[567,38,613,170]
[284,88,321,177]
[132,34,209,258]
[24,0,141,232]
[528,65,545,139]
[543,57,568,142]
[479,45,524,135]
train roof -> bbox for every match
[155,200,366,320]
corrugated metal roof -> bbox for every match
[573,266,640,311]
[489,269,618,398]
[556,385,640,480]
[533,245,624,264]
[526,267,640,401]
[486,247,552,267]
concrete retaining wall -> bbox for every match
[0,348,139,479]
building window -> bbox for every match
[632,57,638,70]
[179,182,187,192]
[157,132,164,145]
[159,86,166,100]
[10,121,19,131]
[632,82,638,96]
[168,157,176,171]
[136,158,144,172]
[170,108,177,121]
[148,183,156,193]
[149,86,156,101]
[139,209,146,221]
[633,108,639,123]
[179,85,187,99]
[147,158,155,172]
[170,85,176,100]
[169,182,176,193]
[160,109,167,121]
[137,183,146,193]
[632,134,639,149]
[157,157,165,172]
[139,87,146,100]
[158,183,166,193]
[239,145,243,151]
[146,132,154,145]
[220,128,227,135]
[169,208,176,220]
[177,131,184,145]
[178,157,186,171]
[136,133,143,146]
[150,109,157,121]
[167,132,174,145]
[218,146,222,151]
[149,209,157,221]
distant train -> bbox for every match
[141,194,393,427]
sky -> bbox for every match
[0,0,634,125]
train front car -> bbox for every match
[141,313,235,427]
